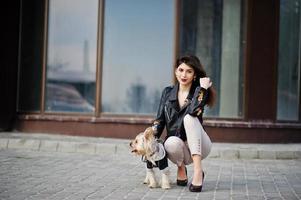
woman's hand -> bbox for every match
[199,77,212,89]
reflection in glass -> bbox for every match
[101,0,174,115]
[277,0,300,121]
[18,0,45,112]
[46,0,98,113]
[180,0,245,118]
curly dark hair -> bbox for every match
[176,55,216,107]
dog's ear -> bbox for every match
[144,127,154,140]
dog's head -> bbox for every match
[130,127,156,156]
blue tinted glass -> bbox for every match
[46,0,98,113]
[277,0,300,120]
[101,0,175,114]
[180,0,245,118]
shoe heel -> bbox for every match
[189,171,205,192]
[176,166,188,186]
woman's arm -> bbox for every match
[188,87,209,116]
[188,77,212,116]
[152,87,171,138]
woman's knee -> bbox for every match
[164,136,186,166]
[164,136,184,153]
[183,114,197,128]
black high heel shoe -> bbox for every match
[189,171,205,192]
[177,167,188,186]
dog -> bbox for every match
[130,127,171,189]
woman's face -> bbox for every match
[175,63,195,87]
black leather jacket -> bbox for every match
[152,83,209,142]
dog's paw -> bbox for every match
[148,182,158,188]
[161,173,171,189]
[161,181,171,189]
[146,170,157,188]
[143,177,149,184]
[143,179,149,184]
[161,184,171,189]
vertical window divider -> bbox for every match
[241,0,248,120]
[95,0,105,117]
[298,7,301,122]
[41,0,50,115]
[16,0,23,112]
[173,0,180,84]
[174,0,180,64]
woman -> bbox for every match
[152,55,215,192]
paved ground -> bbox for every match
[0,149,300,200]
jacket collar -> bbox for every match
[168,83,179,101]
[168,83,195,102]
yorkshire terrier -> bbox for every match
[130,127,171,189]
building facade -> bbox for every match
[1,0,301,143]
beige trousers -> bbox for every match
[164,114,212,166]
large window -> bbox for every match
[45,0,98,113]
[101,0,175,115]
[19,0,248,118]
[179,0,245,118]
[277,0,300,121]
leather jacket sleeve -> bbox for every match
[187,86,209,117]
[152,87,170,138]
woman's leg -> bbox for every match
[164,136,192,180]
[183,114,212,186]
[191,155,203,186]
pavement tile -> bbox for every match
[57,141,76,153]
[221,149,239,159]
[7,138,40,150]
[95,143,116,154]
[76,143,96,154]
[39,140,58,152]
[207,148,220,158]
[259,150,276,159]
[0,138,8,148]
[295,151,301,159]
[239,149,259,159]
[276,151,296,159]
